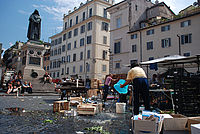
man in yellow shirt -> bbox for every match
[120,63,150,115]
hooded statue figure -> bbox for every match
[27,9,41,41]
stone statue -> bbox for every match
[27,9,41,41]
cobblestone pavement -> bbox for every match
[0,95,132,134]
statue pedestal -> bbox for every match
[21,40,45,81]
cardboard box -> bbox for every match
[191,124,200,134]
[187,117,200,133]
[77,104,97,115]
[164,114,188,130]
[133,119,163,133]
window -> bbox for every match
[58,48,61,54]
[161,38,171,48]
[130,60,137,65]
[87,50,90,59]
[62,56,65,63]
[70,19,72,27]
[47,66,49,70]
[74,28,78,36]
[68,31,72,39]
[147,41,153,50]
[115,63,120,68]
[55,39,58,45]
[66,67,69,74]
[181,34,192,44]
[80,38,84,46]
[76,16,78,24]
[102,65,106,72]
[67,43,71,50]
[57,72,60,77]
[114,41,121,54]
[87,22,92,31]
[80,25,85,33]
[183,52,190,57]
[104,8,107,18]
[47,56,50,60]
[65,22,67,30]
[132,45,137,52]
[80,52,83,60]
[53,61,56,68]
[44,66,46,71]
[51,40,54,46]
[53,72,55,78]
[44,57,47,61]
[146,29,154,35]
[89,8,92,17]
[74,41,77,48]
[57,61,61,68]
[149,57,154,60]
[73,66,76,73]
[83,12,85,21]
[73,53,76,61]
[102,22,109,31]
[87,36,92,44]
[131,34,137,39]
[50,50,53,56]
[61,68,64,75]
[58,37,62,44]
[50,61,52,69]
[103,50,106,60]
[54,49,57,55]
[181,20,191,27]
[67,55,70,62]
[161,25,170,32]
[62,45,65,52]
[80,65,83,73]
[86,64,90,72]
[63,33,66,41]
[116,18,121,28]
[103,36,107,44]
[135,5,138,11]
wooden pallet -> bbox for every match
[53,100,70,113]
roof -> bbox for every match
[147,2,175,15]
[128,9,200,34]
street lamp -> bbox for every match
[177,34,181,55]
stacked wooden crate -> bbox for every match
[77,103,103,115]
[91,78,98,89]
[53,100,70,113]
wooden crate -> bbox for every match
[70,96,83,106]
[87,89,98,97]
[77,104,96,115]
[53,100,70,113]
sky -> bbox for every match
[0,0,197,51]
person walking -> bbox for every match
[103,74,113,103]
[120,63,150,115]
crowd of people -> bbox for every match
[6,73,32,96]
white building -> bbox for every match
[50,0,113,81]
[107,0,200,75]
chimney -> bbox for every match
[68,10,71,14]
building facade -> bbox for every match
[107,0,200,75]
[50,0,113,81]
[107,0,153,74]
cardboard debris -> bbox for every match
[164,114,188,131]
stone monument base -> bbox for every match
[23,67,45,81]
